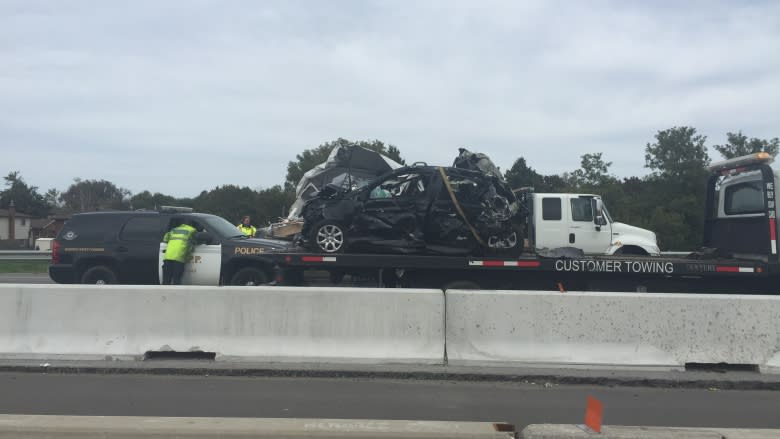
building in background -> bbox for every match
[0,203,32,249]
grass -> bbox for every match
[0,260,50,274]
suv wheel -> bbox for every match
[311,221,347,253]
[81,265,118,285]
[230,267,268,286]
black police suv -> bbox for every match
[49,208,291,285]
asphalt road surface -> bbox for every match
[0,373,777,429]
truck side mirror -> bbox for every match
[593,199,606,229]
[595,215,606,229]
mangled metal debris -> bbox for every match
[287,144,402,219]
[298,149,525,256]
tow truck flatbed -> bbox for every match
[263,249,777,293]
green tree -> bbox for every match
[645,126,710,179]
[0,171,49,217]
[129,191,177,210]
[255,185,296,224]
[504,157,572,193]
[285,138,406,191]
[569,152,615,189]
[193,185,257,225]
[712,131,779,159]
[643,127,712,250]
[60,178,131,212]
[504,157,541,189]
[44,188,61,208]
[191,184,295,227]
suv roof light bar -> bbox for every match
[708,152,774,173]
[158,206,194,213]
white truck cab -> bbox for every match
[708,152,778,259]
[530,193,660,256]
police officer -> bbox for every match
[237,215,257,237]
[162,220,199,285]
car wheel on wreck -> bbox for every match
[310,220,348,253]
[486,226,524,257]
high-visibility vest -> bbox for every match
[238,224,256,237]
[163,224,197,262]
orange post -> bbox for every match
[584,396,603,433]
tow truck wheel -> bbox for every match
[230,267,268,286]
[312,221,347,253]
[81,265,118,285]
[614,246,648,256]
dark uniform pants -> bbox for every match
[162,260,186,285]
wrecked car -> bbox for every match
[287,144,402,219]
[298,163,523,255]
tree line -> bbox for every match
[2,129,777,250]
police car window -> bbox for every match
[570,198,593,222]
[120,217,163,242]
[200,215,242,238]
[542,197,562,220]
[725,182,764,215]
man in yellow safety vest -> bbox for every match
[162,220,199,285]
[237,215,257,237]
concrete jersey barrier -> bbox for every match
[0,284,444,364]
[446,290,780,371]
[0,415,515,438]
[521,424,780,438]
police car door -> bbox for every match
[158,218,222,286]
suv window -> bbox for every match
[542,197,562,220]
[61,215,116,242]
[437,175,480,201]
[120,216,164,242]
[725,181,764,215]
[571,198,593,222]
[371,173,428,200]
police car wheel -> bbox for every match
[81,265,118,285]
[230,267,268,286]
[312,221,346,253]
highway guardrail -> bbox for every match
[446,289,780,372]
[0,415,516,438]
[0,250,50,261]
[0,284,445,364]
[1,285,778,373]
[521,424,778,438]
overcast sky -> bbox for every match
[1,0,778,197]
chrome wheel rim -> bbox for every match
[316,224,344,253]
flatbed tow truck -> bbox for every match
[262,152,780,294]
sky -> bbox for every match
[1,0,778,197]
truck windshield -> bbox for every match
[603,206,614,223]
[200,215,242,239]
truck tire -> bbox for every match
[614,246,648,256]
[81,265,118,285]
[310,221,347,253]
[230,267,268,286]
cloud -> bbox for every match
[1,0,778,196]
